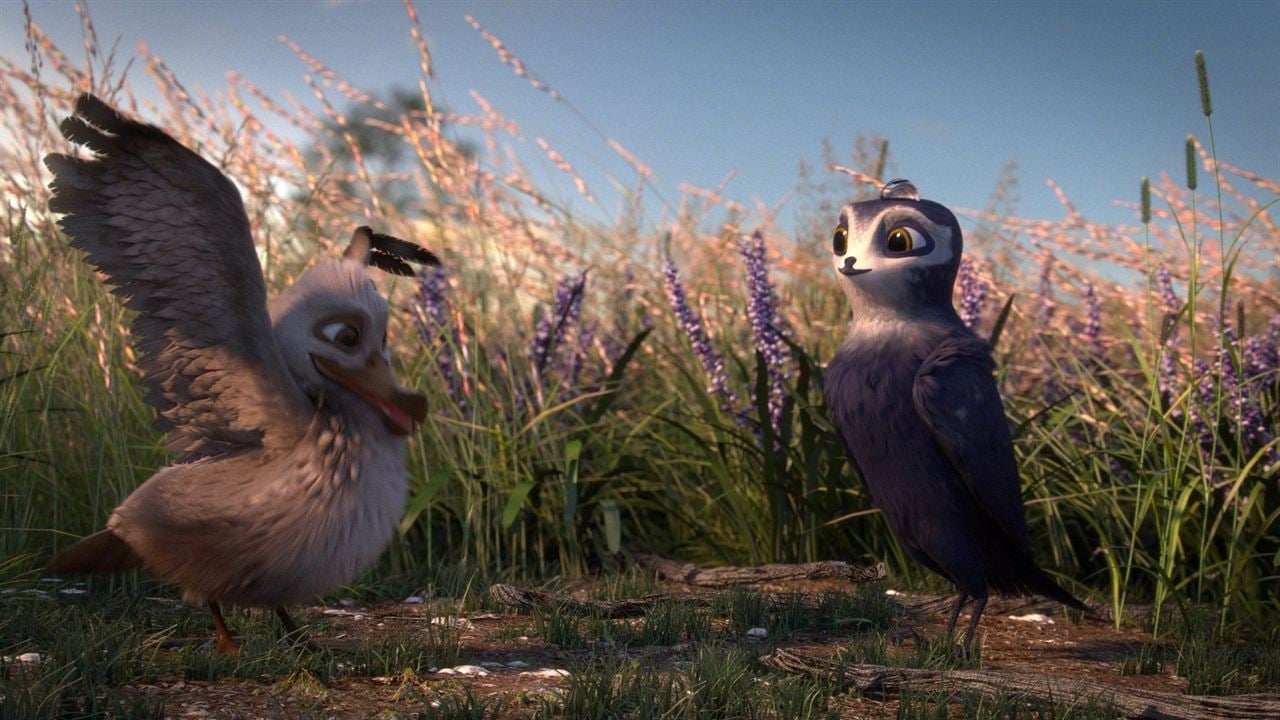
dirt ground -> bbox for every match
[116,584,1195,720]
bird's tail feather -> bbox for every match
[47,529,142,575]
[1019,564,1089,611]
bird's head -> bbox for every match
[270,238,428,437]
[831,179,963,317]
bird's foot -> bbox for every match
[214,634,241,656]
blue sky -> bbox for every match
[8,0,1277,235]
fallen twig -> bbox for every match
[634,553,885,587]
[488,584,685,618]
[759,647,1280,720]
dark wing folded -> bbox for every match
[45,94,312,462]
[912,336,1030,548]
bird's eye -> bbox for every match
[320,322,361,349]
[885,226,920,253]
[833,226,848,255]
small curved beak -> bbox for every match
[311,353,427,435]
[838,257,871,277]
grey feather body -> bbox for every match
[824,181,1084,617]
[826,313,1034,599]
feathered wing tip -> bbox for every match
[54,94,167,157]
[1025,564,1089,612]
[343,226,440,277]
[47,529,143,575]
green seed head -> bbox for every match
[1195,50,1212,117]
[1140,177,1151,224]
[1184,137,1198,191]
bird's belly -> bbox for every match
[210,459,408,607]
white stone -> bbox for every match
[438,664,489,676]
[403,595,425,604]
[520,668,570,679]
[321,608,364,620]
[1008,613,1054,624]
[745,627,769,639]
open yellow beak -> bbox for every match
[311,353,427,435]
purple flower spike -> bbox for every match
[662,257,744,419]
[1036,253,1056,325]
[1217,325,1273,461]
[415,264,462,400]
[738,230,792,433]
[1082,281,1102,353]
[1156,264,1180,316]
[530,270,587,377]
[956,258,986,332]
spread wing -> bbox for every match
[45,94,312,462]
[912,336,1030,547]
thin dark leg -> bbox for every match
[275,606,302,636]
[209,601,240,656]
[960,596,988,656]
[944,593,969,637]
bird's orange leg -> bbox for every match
[209,601,240,656]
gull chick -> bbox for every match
[45,94,437,654]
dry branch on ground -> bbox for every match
[634,553,886,587]
[761,647,1280,720]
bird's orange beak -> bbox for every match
[312,354,427,435]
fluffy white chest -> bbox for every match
[251,425,409,604]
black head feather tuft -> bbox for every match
[343,226,440,274]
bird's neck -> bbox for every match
[843,296,962,333]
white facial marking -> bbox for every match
[832,206,953,275]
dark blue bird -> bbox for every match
[824,179,1086,652]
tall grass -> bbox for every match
[1,4,1276,634]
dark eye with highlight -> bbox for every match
[320,321,361,349]
[886,226,916,253]
[833,226,848,255]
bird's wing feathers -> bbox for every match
[912,336,1030,546]
[45,94,312,462]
